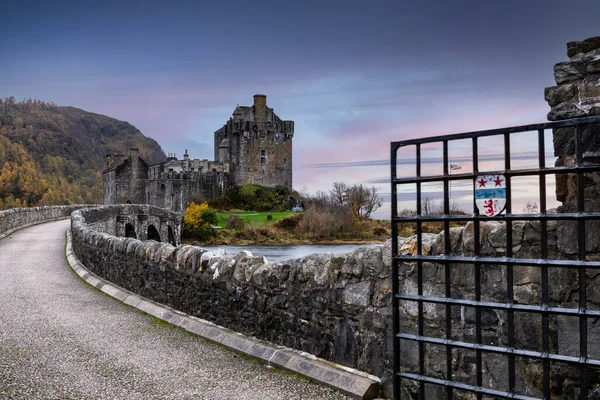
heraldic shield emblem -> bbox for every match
[475,174,506,217]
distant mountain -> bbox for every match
[0,97,165,208]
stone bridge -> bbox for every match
[79,204,182,246]
[0,205,382,399]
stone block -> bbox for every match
[400,233,437,256]
[164,312,182,326]
[185,320,208,336]
[554,60,584,84]
[544,84,576,107]
[202,325,228,344]
[123,294,142,308]
[268,349,293,368]
[222,333,256,354]
[567,36,600,57]
[343,281,372,307]
[248,342,277,361]
[578,81,600,113]
[283,354,381,399]
[137,300,166,319]
[547,101,586,121]
[586,54,600,74]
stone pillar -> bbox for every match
[543,39,600,397]
[545,36,600,254]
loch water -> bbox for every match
[200,243,383,262]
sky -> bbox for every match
[2,0,600,218]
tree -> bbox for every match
[421,197,435,216]
[330,181,347,207]
[183,202,218,240]
[345,184,383,219]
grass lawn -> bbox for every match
[215,211,297,228]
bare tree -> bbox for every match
[345,184,383,218]
[421,197,435,216]
[330,181,347,207]
[313,190,331,207]
[362,185,383,218]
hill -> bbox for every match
[0,97,165,208]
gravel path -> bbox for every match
[0,220,351,400]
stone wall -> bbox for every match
[0,205,87,239]
[102,149,149,205]
[145,171,230,213]
[70,204,593,397]
[70,206,393,394]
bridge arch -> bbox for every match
[125,223,136,239]
[147,224,161,242]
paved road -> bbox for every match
[0,220,350,400]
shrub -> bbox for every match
[183,202,218,240]
[373,227,388,236]
[226,215,246,230]
[208,184,296,212]
[274,213,303,231]
[296,206,353,239]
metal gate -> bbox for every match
[390,115,600,399]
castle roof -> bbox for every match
[233,105,251,115]
[104,156,129,173]
[103,154,148,174]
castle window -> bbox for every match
[260,150,266,164]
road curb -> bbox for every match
[65,229,382,399]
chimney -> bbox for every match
[105,153,114,169]
[253,94,267,125]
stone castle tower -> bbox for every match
[103,95,294,212]
[213,94,294,188]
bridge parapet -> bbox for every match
[73,204,181,245]
[0,205,89,240]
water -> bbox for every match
[200,243,383,262]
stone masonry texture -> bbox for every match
[70,206,393,396]
[71,200,600,397]
[545,38,600,259]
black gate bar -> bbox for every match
[391,115,600,399]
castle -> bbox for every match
[102,95,294,212]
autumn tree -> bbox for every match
[183,202,218,240]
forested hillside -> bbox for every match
[0,97,165,209]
